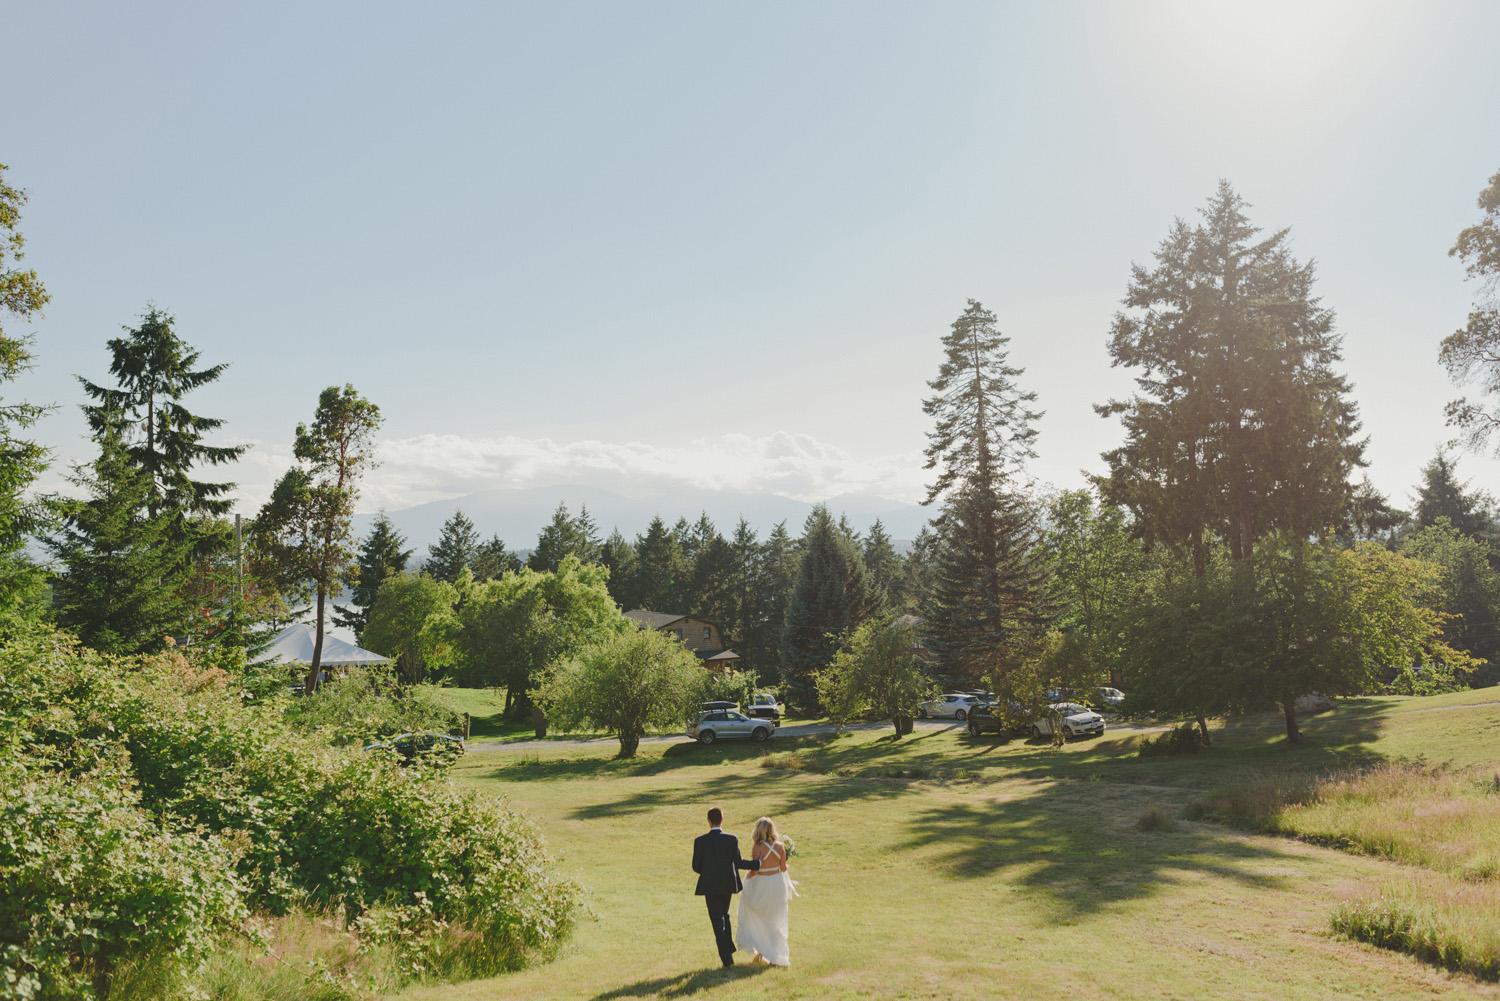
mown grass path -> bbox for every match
[398,690,1500,1000]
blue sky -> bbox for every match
[7,0,1500,533]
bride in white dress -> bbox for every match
[737,816,796,967]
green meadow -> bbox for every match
[390,687,1500,1000]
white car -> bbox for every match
[1095,687,1126,710]
[1030,702,1106,739]
[916,694,982,720]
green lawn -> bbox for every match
[396,689,1500,1001]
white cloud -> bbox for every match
[218,431,927,514]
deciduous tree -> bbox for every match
[817,615,934,738]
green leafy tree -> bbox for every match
[920,299,1048,690]
[817,615,934,737]
[533,624,707,758]
[426,509,480,584]
[333,511,413,640]
[527,502,601,572]
[361,571,459,684]
[1440,168,1500,453]
[1401,518,1500,686]
[455,556,625,719]
[78,307,245,546]
[780,505,869,711]
[46,411,191,653]
[0,164,55,624]
[251,385,381,692]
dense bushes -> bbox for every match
[0,627,580,999]
[1137,723,1209,757]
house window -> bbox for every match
[703,627,712,642]
[673,629,683,641]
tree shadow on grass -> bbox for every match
[589,963,771,999]
[898,779,1293,923]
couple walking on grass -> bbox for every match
[691,807,797,968]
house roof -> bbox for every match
[698,649,741,662]
[624,610,688,630]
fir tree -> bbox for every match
[629,516,689,612]
[78,307,246,540]
[426,509,480,583]
[920,299,1047,688]
[333,511,413,641]
[597,528,638,607]
[1440,168,1500,453]
[528,502,600,572]
[1413,452,1493,540]
[472,533,522,580]
[862,519,902,617]
[747,520,798,680]
[780,505,869,711]
[47,410,191,654]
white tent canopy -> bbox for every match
[257,624,391,668]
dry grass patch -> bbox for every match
[1334,876,1500,982]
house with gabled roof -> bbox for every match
[624,609,742,672]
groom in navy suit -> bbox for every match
[692,806,761,967]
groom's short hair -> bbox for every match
[707,807,723,826]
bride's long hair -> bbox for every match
[751,816,778,846]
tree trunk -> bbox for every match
[892,715,903,739]
[306,586,327,694]
[1282,702,1301,744]
[1195,713,1211,747]
[617,733,639,758]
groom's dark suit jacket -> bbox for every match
[692,828,759,896]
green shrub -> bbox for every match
[1137,723,1208,757]
[1332,880,1500,981]
[0,627,580,995]
[284,666,461,746]
[1135,804,1176,831]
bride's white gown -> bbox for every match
[737,841,795,966]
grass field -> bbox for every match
[394,689,1500,1001]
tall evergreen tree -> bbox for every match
[1412,452,1493,540]
[47,410,191,654]
[472,533,522,581]
[78,307,245,538]
[427,509,480,583]
[528,502,600,572]
[920,299,1047,688]
[628,516,689,612]
[898,525,938,612]
[1099,182,1364,565]
[747,520,798,680]
[1439,168,1500,453]
[597,528,637,607]
[862,519,902,618]
[333,511,413,641]
[0,163,54,623]
[780,505,869,711]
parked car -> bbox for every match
[688,709,774,745]
[363,732,467,765]
[916,694,983,720]
[964,701,1027,741]
[746,693,782,727]
[1094,687,1126,710]
[1030,703,1106,740]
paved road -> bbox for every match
[469,715,1166,754]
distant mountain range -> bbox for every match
[357,486,931,557]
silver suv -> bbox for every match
[687,709,773,745]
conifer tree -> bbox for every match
[597,528,638,607]
[0,163,53,622]
[920,299,1047,689]
[748,520,798,679]
[862,519,902,618]
[1412,452,1493,540]
[427,509,480,583]
[780,505,869,710]
[628,516,689,612]
[78,307,245,541]
[333,511,413,641]
[47,410,191,653]
[528,502,600,572]
[472,534,522,580]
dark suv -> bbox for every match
[964,702,1023,742]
